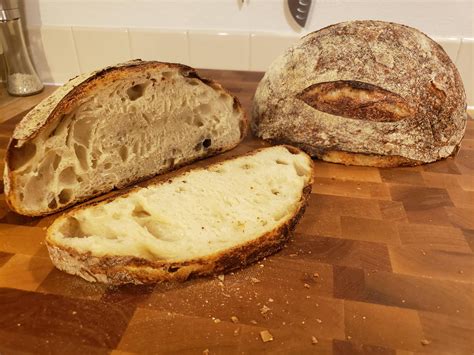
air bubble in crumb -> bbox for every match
[260,330,273,342]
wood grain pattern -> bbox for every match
[0,71,473,354]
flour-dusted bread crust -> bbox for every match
[4,60,247,216]
[45,146,314,285]
[253,20,467,167]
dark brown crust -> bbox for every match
[317,150,423,168]
[5,60,248,217]
[266,138,425,167]
[297,80,415,122]
[45,145,314,285]
[317,143,463,168]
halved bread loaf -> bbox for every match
[46,145,314,285]
[4,60,246,216]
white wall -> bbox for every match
[23,0,474,38]
[6,0,473,106]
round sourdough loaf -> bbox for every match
[252,20,467,167]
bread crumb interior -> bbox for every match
[9,68,242,213]
[49,147,312,261]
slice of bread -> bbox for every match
[4,60,246,216]
[46,145,314,285]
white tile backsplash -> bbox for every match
[129,29,189,65]
[456,38,474,109]
[23,26,474,108]
[72,27,131,73]
[38,27,80,84]
[250,33,298,71]
[189,31,250,71]
[433,37,461,63]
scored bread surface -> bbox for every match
[252,20,467,167]
[4,60,247,216]
[46,145,314,285]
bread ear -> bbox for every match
[297,80,415,122]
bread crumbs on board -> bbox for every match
[311,336,318,344]
[260,330,273,343]
[260,305,271,315]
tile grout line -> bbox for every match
[70,26,83,74]
[185,30,191,66]
[126,28,133,61]
[247,32,251,71]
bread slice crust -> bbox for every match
[45,145,314,285]
[4,60,247,216]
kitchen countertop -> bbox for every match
[0,70,473,354]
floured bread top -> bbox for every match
[253,20,467,165]
[47,146,313,261]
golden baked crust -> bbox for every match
[297,80,415,122]
[317,150,423,167]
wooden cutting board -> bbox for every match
[0,70,473,354]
